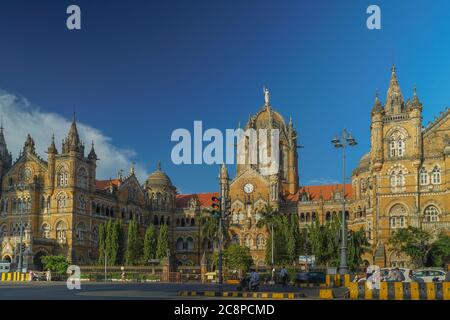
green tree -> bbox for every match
[224,244,254,273]
[427,234,450,267]
[347,228,370,271]
[143,224,158,263]
[389,226,432,267]
[98,223,106,265]
[308,218,340,267]
[125,219,142,265]
[105,219,113,264]
[110,220,124,265]
[41,255,70,274]
[156,224,170,260]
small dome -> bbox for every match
[146,161,173,188]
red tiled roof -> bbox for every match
[95,179,120,190]
[176,192,219,208]
[285,184,353,202]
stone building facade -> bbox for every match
[0,66,448,269]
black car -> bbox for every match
[295,271,326,286]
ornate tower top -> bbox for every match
[23,134,36,154]
[62,115,84,155]
[0,117,12,168]
[385,65,404,114]
[88,140,97,160]
[48,134,58,154]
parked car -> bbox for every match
[294,271,326,286]
[413,269,446,283]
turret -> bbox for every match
[47,134,57,191]
[0,121,12,183]
[370,92,384,171]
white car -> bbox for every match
[412,269,446,283]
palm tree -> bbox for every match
[256,205,279,266]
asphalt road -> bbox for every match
[0,282,348,300]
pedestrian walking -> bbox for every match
[280,266,288,287]
[46,269,51,282]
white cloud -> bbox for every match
[0,89,149,183]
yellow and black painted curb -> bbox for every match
[178,291,308,299]
[0,272,30,282]
[326,274,351,287]
[347,282,450,300]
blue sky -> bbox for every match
[0,0,449,193]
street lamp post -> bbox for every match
[331,129,357,275]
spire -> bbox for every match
[63,114,83,154]
[130,161,136,175]
[411,85,423,110]
[48,134,58,154]
[372,90,383,113]
[386,65,404,113]
[0,116,6,146]
[88,140,97,160]
[220,163,228,179]
[0,116,12,167]
[156,160,161,171]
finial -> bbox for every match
[157,160,161,171]
[91,139,95,148]
[413,84,417,97]
[0,115,3,132]
[130,161,135,175]
[72,112,76,123]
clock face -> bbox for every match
[243,183,254,194]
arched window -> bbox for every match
[0,224,7,237]
[419,167,429,185]
[424,205,439,222]
[389,204,408,230]
[190,218,195,226]
[92,226,99,243]
[153,215,159,225]
[160,216,164,225]
[186,237,194,251]
[76,223,86,241]
[389,131,406,158]
[57,193,67,211]
[325,212,331,221]
[56,221,67,243]
[57,168,69,187]
[176,237,184,251]
[300,213,305,222]
[77,167,88,189]
[311,212,317,222]
[431,166,441,185]
[79,195,86,210]
[245,234,253,248]
[256,234,265,249]
[181,218,185,227]
[176,218,180,226]
[41,223,50,239]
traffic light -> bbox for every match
[211,196,221,219]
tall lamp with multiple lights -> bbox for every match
[331,129,357,275]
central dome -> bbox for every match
[146,161,173,188]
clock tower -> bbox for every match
[227,88,300,266]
